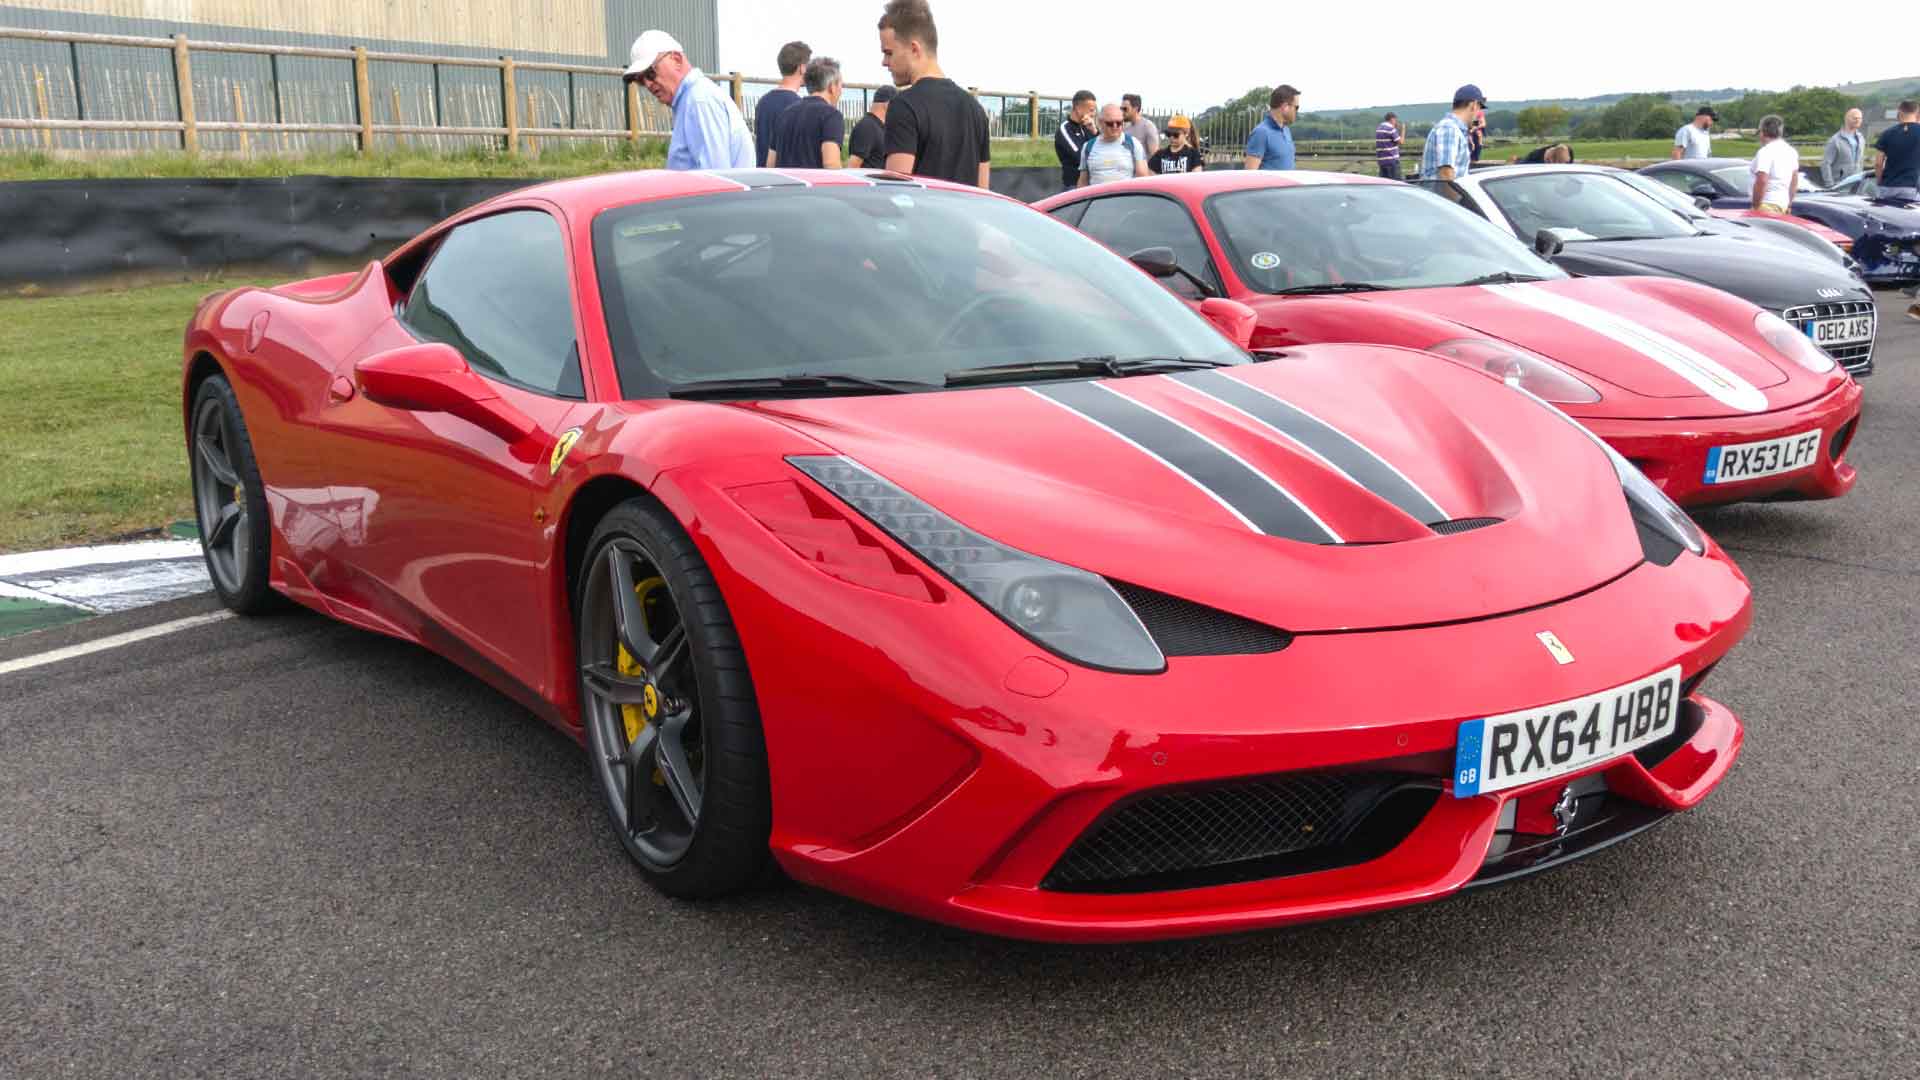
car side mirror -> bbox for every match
[1689,183,1718,199]
[355,342,540,447]
[1693,195,1713,211]
[1128,246,1180,278]
[1533,231,1565,258]
[1198,297,1258,349]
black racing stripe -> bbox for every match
[1174,370,1448,524]
[1031,382,1339,543]
[708,169,807,188]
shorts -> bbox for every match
[1757,202,1790,215]
[1878,185,1919,204]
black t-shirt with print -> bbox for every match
[771,95,845,170]
[1149,145,1205,174]
[847,112,886,167]
[883,77,991,186]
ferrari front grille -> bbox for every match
[1782,300,1876,372]
[1108,581,1292,656]
[1041,771,1436,892]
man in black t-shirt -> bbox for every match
[877,0,990,187]
[1874,100,1920,203]
[753,40,810,167]
[768,57,846,170]
[846,84,894,169]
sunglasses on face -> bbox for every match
[1103,120,1124,127]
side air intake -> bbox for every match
[1108,581,1292,656]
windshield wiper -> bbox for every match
[944,355,1233,387]
[1272,282,1392,295]
[1453,270,1552,287]
[667,373,934,399]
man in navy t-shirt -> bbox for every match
[753,40,810,167]
[1874,99,1920,203]
[768,57,846,170]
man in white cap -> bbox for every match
[624,29,753,170]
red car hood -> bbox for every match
[739,344,1647,633]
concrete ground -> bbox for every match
[2,295,1916,1078]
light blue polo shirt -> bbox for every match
[667,69,754,171]
[1245,115,1295,170]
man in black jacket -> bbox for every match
[1054,91,1097,191]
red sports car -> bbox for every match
[183,168,1749,942]
[1036,171,1862,507]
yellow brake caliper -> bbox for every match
[617,576,669,745]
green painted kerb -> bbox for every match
[0,596,89,638]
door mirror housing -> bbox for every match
[1533,230,1566,258]
[1128,246,1180,278]
[1689,182,1718,199]
[354,342,539,446]
[1693,195,1713,211]
[1198,297,1258,349]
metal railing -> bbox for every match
[0,26,1079,155]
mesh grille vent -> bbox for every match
[1043,771,1411,890]
[1430,517,1503,536]
[1108,581,1291,656]
[1782,300,1875,371]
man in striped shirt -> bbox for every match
[1375,112,1403,180]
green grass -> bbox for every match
[0,277,281,552]
[0,138,1064,181]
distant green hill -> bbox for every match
[1310,79,1917,126]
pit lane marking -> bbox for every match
[0,611,233,678]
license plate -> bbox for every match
[1809,315,1873,346]
[1453,665,1681,797]
[1703,429,1823,484]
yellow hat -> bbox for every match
[1166,114,1192,130]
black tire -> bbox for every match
[575,497,772,898]
[188,374,280,615]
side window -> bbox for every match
[1076,195,1218,300]
[401,209,582,398]
[1047,200,1089,228]
[1646,170,1693,193]
[1412,180,1488,218]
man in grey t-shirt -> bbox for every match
[1121,93,1160,156]
[1823,108,1866,186]
[1672,106,1715,159]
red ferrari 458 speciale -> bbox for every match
[183,168,1749,942]
[1036,170,1862,508]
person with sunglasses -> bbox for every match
[1078,104,1150,187]
[623,29,753,171]
[1148,116,1205,175]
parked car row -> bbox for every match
[179,161,1869,942]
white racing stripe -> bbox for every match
[1482,283,1770,413]
[0,611,232,678]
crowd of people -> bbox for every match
[619,0,1920,230]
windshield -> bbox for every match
[1618,172,1710,219]
[1204,183,1565,294]
[1714,164,1828,193]
[591,185,1244,397]
[1477,171,1699,244]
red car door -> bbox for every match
[318,205,589,702]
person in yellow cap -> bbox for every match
[1149,115,1206,174]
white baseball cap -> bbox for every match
[625,29,684,78]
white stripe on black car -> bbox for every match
[1171,369,1449,525]
[1028,382,1342,543]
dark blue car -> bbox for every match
[1640,157,1920,285]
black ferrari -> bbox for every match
[1418,164,1879,376]
[1640,157,1920,286]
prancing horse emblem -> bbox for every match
[1536,631,1575,665]
[1551,786,1579,835]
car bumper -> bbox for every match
[767,550,1751,943]
[1577,378,1863,508]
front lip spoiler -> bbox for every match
[1465,795,1669,889]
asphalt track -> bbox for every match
[4,297,1918,1079]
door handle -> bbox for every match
[328,375,356,403]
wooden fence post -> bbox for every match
[32,68,51,149]
[1028,91,1039,140]
[728,71,742,108]
[172,33,197,154]
[501,56,518,156]
[626,79,640,147]
[352,45,373,154]
[233,83,248,155]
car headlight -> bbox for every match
[789,455,1166,673]
[1427,338,1602,403]
[1754,310,1836,374]
[1498,383,1705,563]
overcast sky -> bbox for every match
[715,0,1909,111]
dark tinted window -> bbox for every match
[1047,200,1089,227]
[401,210,582,398]
[1075,195,1217,299]
[1644,169,1696,193]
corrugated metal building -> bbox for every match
[0,0,721,151]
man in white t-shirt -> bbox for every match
[1672,106,1715,159]
[1077,103,1149,186]
[1750,113,1799,213]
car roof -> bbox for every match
[1039,168,1397,207]
[1647,158,1748,171]
[1467,163,1625,179]
[489,167,992,216]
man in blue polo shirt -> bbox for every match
[1420,84,1482,181]
[624,29,753,171]
[1244,85,1299,170]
